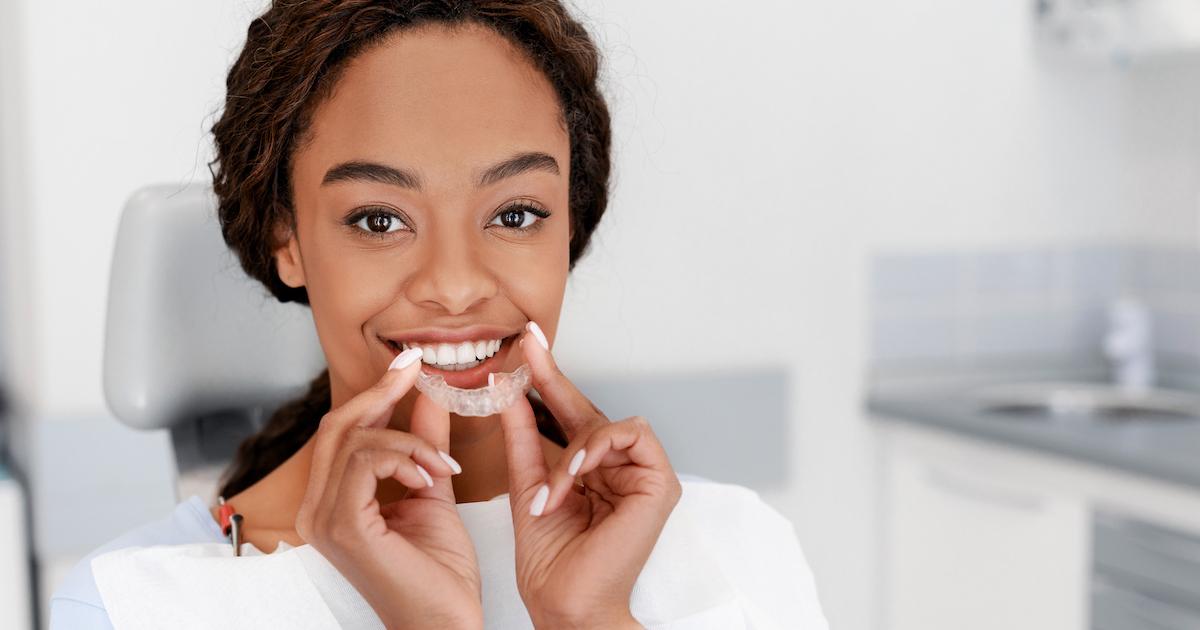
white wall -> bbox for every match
[0,0,34,432]
[17,1,265,415]
[568,3,1198,630]
[3,1,1199,629]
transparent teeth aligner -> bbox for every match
[415,364,533,416]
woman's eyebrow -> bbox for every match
[477,151,560,186]
[322,161,420,189]
[321,151,560,190]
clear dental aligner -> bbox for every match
[415,363,533,416]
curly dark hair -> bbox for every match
[211,0,611,498]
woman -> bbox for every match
[51,1,828,628]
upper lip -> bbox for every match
[380,324,520,346]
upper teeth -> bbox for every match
[400,339,503,366]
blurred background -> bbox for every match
[4,0,1200,628]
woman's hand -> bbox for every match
[499,323,682,630]
[295,349,482,629]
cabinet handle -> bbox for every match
[924,468,1046,513]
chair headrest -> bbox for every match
[103,184,326,430]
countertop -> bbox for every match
[867,364,1200,490]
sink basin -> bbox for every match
[969,382,1200,423]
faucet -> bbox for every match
[1103,296,1155,392]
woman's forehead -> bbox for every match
[297,23,568,186]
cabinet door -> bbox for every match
[883,446,1087,630]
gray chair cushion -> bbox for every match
[103,184,325,431]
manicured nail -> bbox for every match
[488,372,495,387]
[527,321,550,352]
[567,449,586,476]
[389,347,424,371]
[530,484,549,516]
[438,450,462,475]
[415,464,434,488]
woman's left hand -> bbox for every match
[498,322,682,630]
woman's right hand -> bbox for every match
[294,348,482,629]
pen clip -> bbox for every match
[218,496,244,557]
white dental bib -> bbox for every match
[91,480,827,629]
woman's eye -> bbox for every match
[348,209,408,237]
[489,203,550,232]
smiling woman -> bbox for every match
[49,1,828,629]
[215,8,593,500]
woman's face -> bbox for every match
[275,22,571,417]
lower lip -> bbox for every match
[387,337,513,389]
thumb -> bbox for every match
[407,392,456,502]
[498,394,549,504]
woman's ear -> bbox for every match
[272,220,306,289]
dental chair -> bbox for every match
[102,184,326,501]
[101,184,791,502]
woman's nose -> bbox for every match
[403,230,499,315]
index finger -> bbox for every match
[328,347,425,432]
[517,321,608,440]
[305,347,424,505]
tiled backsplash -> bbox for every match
[869,244,1200,369]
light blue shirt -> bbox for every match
[49,496,226,629]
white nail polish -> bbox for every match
[488,372,495,387]
[389,347,423,371]
[438,450,462,475]
[568,449,586,476]
[527,321,550,352]
[530,484,549,516]
[416,464,434,488]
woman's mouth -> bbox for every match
[383,334,516,389]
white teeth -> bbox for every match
[441,359,481,372]
[398,337,504,368]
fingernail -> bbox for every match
[530,484,549,516]
[415,464,434,488]
[527,321,550,352]
[438,450,462,475]
[389,347,424,371]
[488,372,495,387]
[567,449,586,476]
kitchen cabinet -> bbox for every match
[881,427,1088,630]
[876,415,1200,630]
